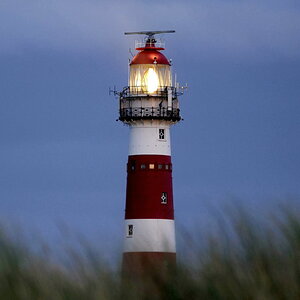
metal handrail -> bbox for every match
[120,86,183,98]
[135,39,165,49]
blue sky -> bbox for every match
[0,0,299,256]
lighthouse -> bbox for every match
[117,31,184,274]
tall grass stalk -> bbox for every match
[0,208,300,299]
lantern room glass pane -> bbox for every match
[129,64,171,94]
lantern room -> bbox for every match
[117,31,184,123]
[129,45,172,94]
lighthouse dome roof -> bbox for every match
[130,49,170,66]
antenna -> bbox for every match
[124,30,175,39]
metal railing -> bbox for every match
[119,107,181,121]
[135,39,165,49]
[119,86,183,98]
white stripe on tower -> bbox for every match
[128,120,171,156]
[123,219,176,253]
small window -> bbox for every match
[127,224,133,237]
[158,164,163,170]
[149,163,155,169]
[158,129,165,140]
[161,192,168,204]
[131,160,136,171]
[141,164,146,169]
[165,164,169,170]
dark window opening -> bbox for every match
[158,164,163,170]
[141,164,146,169]
[161,192,168,204]
[128,224,133,236]
[131,160,136,171]
[159,129,165,140]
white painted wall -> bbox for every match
[124,219,176,253]
[129,120,171,156]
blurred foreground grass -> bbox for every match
[1,208,300,299]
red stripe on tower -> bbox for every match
[125,155,174,219]
[117,31,184,275]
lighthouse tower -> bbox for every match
[117,31,183,273]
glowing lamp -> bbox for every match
[144,68,159,93]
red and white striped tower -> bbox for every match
[117,31,183,274]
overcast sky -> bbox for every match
[0,0,299,257]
